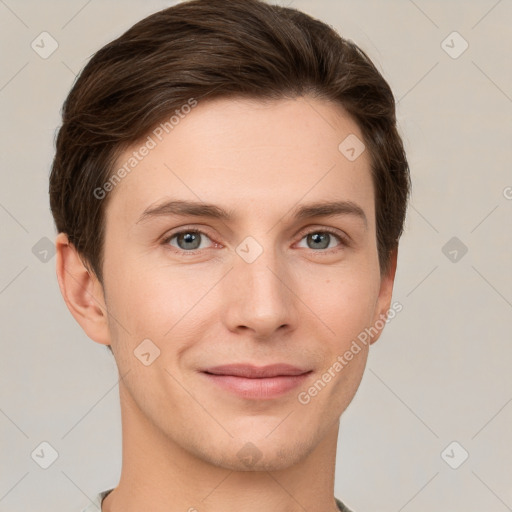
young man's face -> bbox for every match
[97,96,395,471]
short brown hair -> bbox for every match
[49,0,410,283]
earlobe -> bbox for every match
[369,247,398,345]
[55,233,111,345]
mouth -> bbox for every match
[200,363,312,399]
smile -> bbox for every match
[201,371,312,399]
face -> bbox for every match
[99,96,394,471]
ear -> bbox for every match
[55,232,111,346]
[369,247,398,345]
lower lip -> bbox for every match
[202,372,311,399]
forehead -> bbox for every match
[105,96,374,228]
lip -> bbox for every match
[200,364,312,399]
[202,363,310,378]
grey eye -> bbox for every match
[168,231,212,251]
[297,231,342,251]
[306,232,331,250]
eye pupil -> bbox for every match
[178,232,201,250]
[169,230,339,254]
[308,232,330,250]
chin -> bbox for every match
[215,451,306,473]
[203,435,315,473]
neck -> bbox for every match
[103,380,341,512]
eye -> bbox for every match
[163,229,216,253]
[296,229,347,252]
[161,227,348,256]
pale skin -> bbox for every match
[56,96,397,512]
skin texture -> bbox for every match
[56,96,397,512]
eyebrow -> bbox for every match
[136,199,367,228]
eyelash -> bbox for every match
[161,226,349,256]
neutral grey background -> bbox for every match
[1,1,511,511]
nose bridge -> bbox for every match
[223,236,297,336]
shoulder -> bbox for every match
[80,489,114,512]
[335,496,355,512]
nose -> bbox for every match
[221,245,299,339]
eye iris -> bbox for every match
[177,232,201,250]
[173,232,335,251]
[308,232,330,249]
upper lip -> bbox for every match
[202,363,311,378]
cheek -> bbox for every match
[303,279,376,409]
[309,265,381,344]
[303,272,376,411]
[103,255,218,355]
